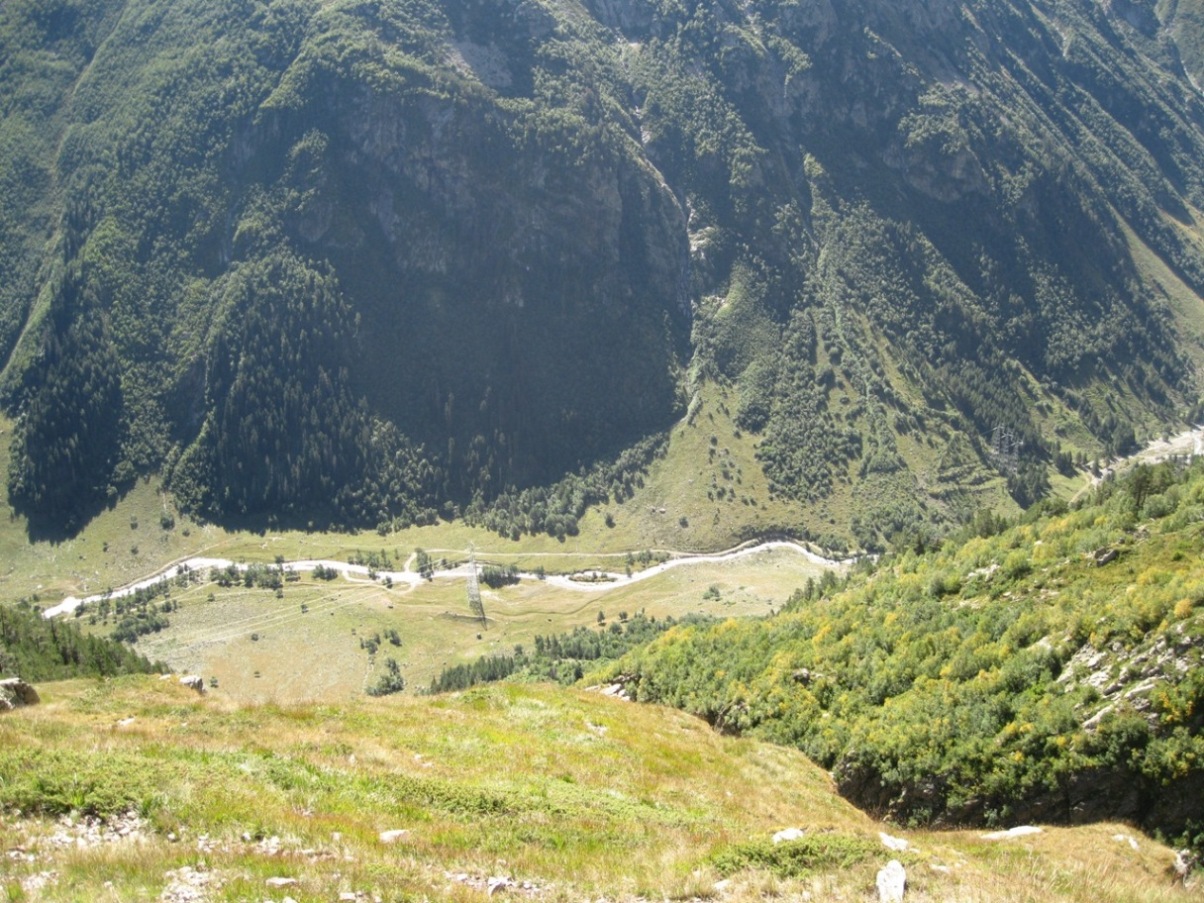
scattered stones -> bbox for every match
[266,876,298,887]
[488,876,515,895]
[20,871,58,895]
[1173,849,1199,883]
[876,859,907,903]
[379,829,409,844]
[7,847,36,864]
[981,825,1043,840]
[772,827,805,843]
[47,810,149,849]
[254,834,283,856]
[447,872,541,896]
[160,865,220,902]
[879,831,910,852]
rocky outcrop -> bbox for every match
[0,678,40,711]
[179,675,206,695]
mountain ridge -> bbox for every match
[2,0,1204,547]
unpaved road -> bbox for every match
[43,540,852,618]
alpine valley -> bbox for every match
[3,0,1204,542]
[4,1,1204,900]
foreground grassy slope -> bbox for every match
[0,677,1195,902]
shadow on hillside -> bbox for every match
[18,492,118,544]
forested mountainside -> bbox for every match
[598,460,1204,853]
[3,0,1204,541]
[0,599,164,682]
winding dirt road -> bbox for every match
[42,539,852,619]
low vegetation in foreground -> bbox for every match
[0,677,1197,902]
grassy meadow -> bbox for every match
[93,542,830,702]
[0,677,1195,903]
[2,399,846,702]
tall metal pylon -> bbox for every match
[466,545,486,625]
[991,425,1021,475]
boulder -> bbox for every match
[0,677,40,710]
[179,675,206,694]
[1174,849,1199,883]
[876,859,906,903]
[772,827,806,844]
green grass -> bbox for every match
[0,677,1194,902]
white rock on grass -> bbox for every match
[981,825,1043,840]
[772,827,806,843]
[876,859,907,903]
[179,675,205,694]
[487,876,515,896]
[1173,849,1199,882]
[378,829,409,844]
[879,831,910,852]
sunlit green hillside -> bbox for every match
[0,677,1196,902]
[603,460,1204,854]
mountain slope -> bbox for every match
[0,677,1196,901]
[601,459,1204,852]
[1,0,1204,543]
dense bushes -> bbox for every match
[426,612,711,694]
[609,461,1204,851]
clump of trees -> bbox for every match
[425,612,713,694]
[366,658,405,696]
[1,601,165,681]
[481,564,519,589]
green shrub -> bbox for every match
[712,834,877,878]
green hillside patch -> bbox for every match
[608,461,1204,855]
[0,678,1194,902]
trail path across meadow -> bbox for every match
[43,540,852,618]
